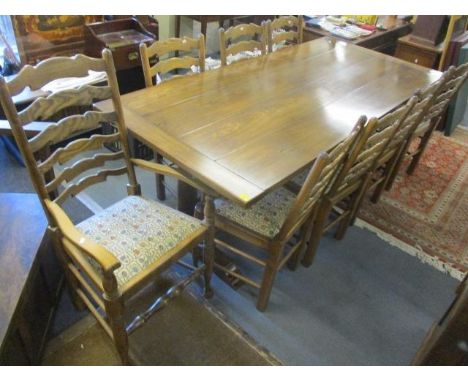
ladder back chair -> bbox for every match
[140,34,206,86]
[213,120,364,311]
[139,35,206,201]
[267,15,304,53]
[0,49,215,365]
[379,65,467,196]
[404,63,468,175]
[302,99,418,267]
[368,72,452,201]
[219,22,267,66]
[366,93,431,203]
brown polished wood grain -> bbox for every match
[0,193,63,365]
[0,193,48,347]
[96,38,441,207]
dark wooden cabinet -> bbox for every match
[84,17,157,94]
[0,193,63,365]
[303,18,412,56]
[395,35,444,69]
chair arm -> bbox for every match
[131,158,213,195]
[44,199,120,273]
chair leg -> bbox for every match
[105,298,130,365]
[407,119,439,175]
[334,211,353,240]
[202,195,215,299]
[103,274,130,365]
[49,228,86,311]
[370,179,385,203]
[286,241,302,271]
[191,196,205,267]
[335,181,369,240]
[302,201,331,268]
[257,243,282,312]
[371,162,395,203]
[287,211,317,270]
[384,146,408,191]
[155,152,166,201]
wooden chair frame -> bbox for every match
[139,35,206,201]
[366,91,431,203]
[0,49,215,365]
[377,64,468,198]
[212,118,364,311]
[139,34,206,87]
[403,64,468,176]
[301,99,419,267]
[219,22,267,66]
[267,15,304,53]
[366,71,454,203]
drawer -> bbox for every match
[395,42,440,68]
[109,44,143,71]
[303,28,323,42]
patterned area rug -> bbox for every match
[357,129,468,280]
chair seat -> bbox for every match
[77,196,205,286]
[215,188,296,238]
[291,168,309,186]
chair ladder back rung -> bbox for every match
[140,34,206,87]
[18,85,112,125]
[268,16,304,53]
[220,22,267,66]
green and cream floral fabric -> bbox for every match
[76,196,204,286]
[215,188,296,238]
[291,168,309,186]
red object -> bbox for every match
[358,23,377,31]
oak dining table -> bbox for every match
[96,37,442,212]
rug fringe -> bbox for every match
[354,218,465,281]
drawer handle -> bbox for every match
[128,52,139,61]
[414,58,419,64]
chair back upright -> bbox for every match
[420,63,468,131]
[139,35,206,87]
[278,116,366,241]
[393,64,468,175]
[267,15,304,53]
[0,49,138,223]
[328,96,419,199]
[219,22,267,66]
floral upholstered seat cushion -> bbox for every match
[76,196,204,286]
[215,188,296,238]
[291,168,309,186]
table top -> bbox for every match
[0,193,48,347]
[97,38,441,206]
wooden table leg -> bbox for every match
[175,15,181,38]
[177,180,199,215]
[203,194,215,297]
[200,16,208,40]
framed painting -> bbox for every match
[12,15,103,65]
